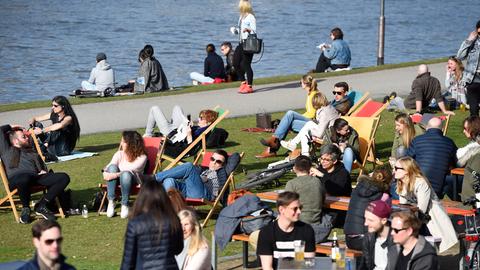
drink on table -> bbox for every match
[331,231,339,262]
[293,240,305,261]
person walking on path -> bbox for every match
[457,19,480,116]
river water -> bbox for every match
[0,0,478,104]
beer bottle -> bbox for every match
[331,231,339,262]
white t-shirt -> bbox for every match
[373,237,388,270]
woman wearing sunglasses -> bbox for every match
[30,95,80,158]
[394,156,458,253]
[257,74,319,158]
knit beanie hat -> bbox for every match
[96,53,107,62]
[366,199,392,219]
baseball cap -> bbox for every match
[366,199,392,219]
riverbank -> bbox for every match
[1,59,447,135]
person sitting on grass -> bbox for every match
[257,191,316,270]
[310,144,352,196]
[257,75,319,158]
[190,43,226,85]
[280,91,340,156]
[176,209,211,270]
[103,131,147,219]
[285,155,332,243]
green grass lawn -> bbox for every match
[0,108,469,269]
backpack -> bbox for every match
[206,128,229,148]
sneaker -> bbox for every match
[239,85,253,94]
[120,205,129,219]
[237,81,248,93]
[20,207,31,224]
[34,204,56,221]
[280,140,296,152]
[107,200,115,218]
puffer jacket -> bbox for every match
[344,176,387,235]
[121,214,183,270]
[457,37,480,84]
[457,141,480,200]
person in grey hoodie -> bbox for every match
[81,53,115,92]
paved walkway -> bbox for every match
[1,63,445,135]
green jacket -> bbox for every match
[323,126,360,162]
[457,141,480,200]
[391,124,425,158]
[285,175,325,224]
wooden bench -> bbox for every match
[231,233,362,268]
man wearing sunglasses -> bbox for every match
[457,19,480,117]
[154,149,239,201]
[19,220,75,269]
[0,125,70,223]
[330,81,352,115]
[389,210,438,270]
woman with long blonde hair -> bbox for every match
[394,157,457,253]
[176,209,211,270]
[233,0,257,94]
[390,113,424,159]
[445,56,466,105]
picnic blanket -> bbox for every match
[47,151,97,164]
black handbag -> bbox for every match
[242,33,263,54]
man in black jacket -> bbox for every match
[190,43,226,84]
[0,125,70,223]
[359,200,396,270]
[390,210,438,270]
[221,41,238,82]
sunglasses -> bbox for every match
[391,227,408,234]
[210,156,224,165]
[320,157,333,162]
[44,237,63,245]
[52,104,60,108]
[332,91,344,95]
[394,166,404,171]
[288,206,303,212]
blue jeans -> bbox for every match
[155,162,209,199]
[106,164,135,206]
[443,175,463,201]
[274,110,309,139]
[342,147,354,173]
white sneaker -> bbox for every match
[106,200,115,218]
[120,205,129,219]
[280,140,296,152]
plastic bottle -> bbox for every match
[331,231,339,262]
[82,204,88,218]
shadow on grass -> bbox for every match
[77,143,119,153]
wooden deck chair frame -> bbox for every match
[30,130,46,162]
[350,98,389,118]
[341,116,381,175]
[185,151,244,227]
[97,137,163,214]
[346,91,370,116]
[158,106,230,171]
[0,158,65,222]
[410,113,451,136]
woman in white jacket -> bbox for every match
[394,156,458,253]
[176,209,211,270]
[280,92,340,156]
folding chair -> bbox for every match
[341,116,381,175]
[346,91,370,116]
[349,98,389,118]
[97,137,163,214]
[0,158,65,222]
[159,106,230,171]
[410,113,451,136]
[30,130,46,162]
[185,151,244,227]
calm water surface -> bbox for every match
[0,0,478,104]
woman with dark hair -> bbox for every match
[233,0,257,94]
[30,95,81,157]
[134,44,169,92]
[322,118,359,172]
[315,27,351,73]
[344,167,392,250]
[103,131,147,218]
[394,156,457,253]
[121,180,183,269]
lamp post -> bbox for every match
[377,0,385,65]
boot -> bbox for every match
[255,147,277,158]
[34,197,56,221]
[260,136,280,151]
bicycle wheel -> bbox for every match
[237,169,287,190]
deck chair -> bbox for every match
[185,151,244,227]
[410,113,451,136]
[0,158,65,222]
[350,98,389,118]
[159,107,230,171]
[346,91,370,116]
[97,137,163,213]
[30,130,46,162]
[341,116,381,175]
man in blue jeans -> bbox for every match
[154,150,228,200]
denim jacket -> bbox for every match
[323,39,351,65]
[457,38,480,84]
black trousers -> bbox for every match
[467,82,480,116]
[315,53,349,73]
[233,44,254,85]
[9,172,70,208]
